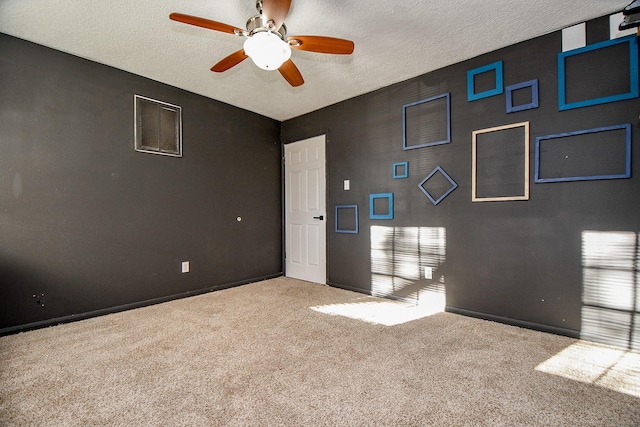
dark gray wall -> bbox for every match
[282,15,640,341]
[0,34,282,333]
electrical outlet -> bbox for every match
[182,261,190,273]
[424,267,433,280]
[344,180,350,191]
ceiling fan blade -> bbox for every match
[278,59,304,87]
[287,36,354,54]
[261,0,292,31]
[211,49,249,73]
[170,13,243,35]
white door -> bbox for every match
[284,135,327,284]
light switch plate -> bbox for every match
[344,180,350,191]
[182,261,190,273]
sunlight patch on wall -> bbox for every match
[581,231,639,350]
[371,226,446,310]
[535,341,640,398]
[310,298,444,327]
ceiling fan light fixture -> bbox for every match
[170,1,354,86]
[243,31,292,70]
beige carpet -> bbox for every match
[1,277,639,426]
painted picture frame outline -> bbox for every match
[402,93,451,150]
[534,124,632,183]
[558,35,639,111]
[369,193,394,220]
[472,121,530,202]
[467,61,504,102]
[418,166,458,205]
[506,79,539,113]
[393,162,409,179]
[335,205,359,234]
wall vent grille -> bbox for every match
[134,95,182,157]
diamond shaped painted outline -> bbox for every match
[418,166,458,206]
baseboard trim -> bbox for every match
[326,281,371,295]
[445,306,580,339]
[326,282,580,338]
[326,282,418,304]
[0,272,283,337]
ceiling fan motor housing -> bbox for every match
[246,15,287,39]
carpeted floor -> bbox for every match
[1,277,639,426]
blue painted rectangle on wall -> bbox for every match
[558,35,639,111]
[403,93,451,150]
[535,124,632,183]
[335,205,359,234]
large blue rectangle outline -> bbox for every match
[402,93,451,150]
[558,35,639,111]
[534,124,632,183]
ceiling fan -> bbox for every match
[170,0,355,87]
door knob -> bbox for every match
[313,215,324,220]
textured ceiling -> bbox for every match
[0,0,630,121]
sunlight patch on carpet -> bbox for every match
[535,341,640,398]
[310,298,444,326]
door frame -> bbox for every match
[282,134,328,283]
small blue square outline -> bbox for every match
[418,166,458,206]
[402,93,451,150]
[369,193,394,220]
[335,205,359,234]
[393,162,409,179]
[506,79,539,113]
[467,61,504,102]
[534,124,632,183]
[558,35,639,111]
